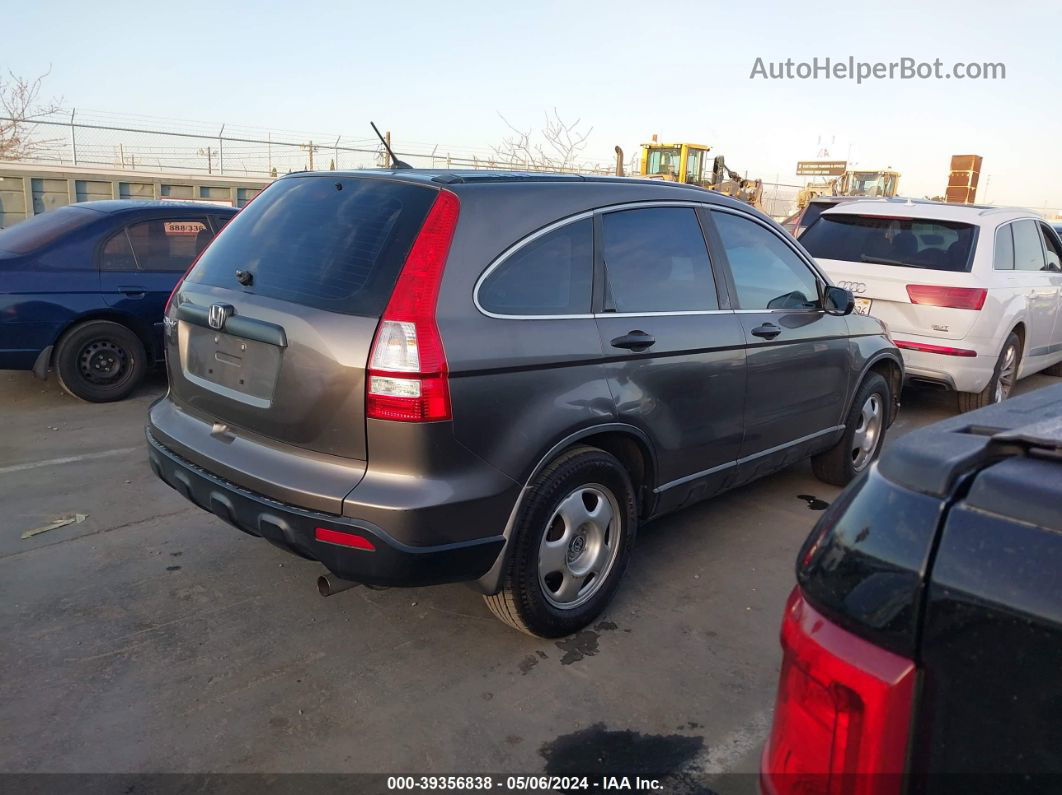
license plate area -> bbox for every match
[854,297,873,316]
[182,322,281,406]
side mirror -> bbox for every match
[823,285,855,316]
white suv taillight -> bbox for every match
[366,190,460,423]
[906,284,987,310]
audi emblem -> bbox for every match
[837,281,867,294]
[208,303,233,330]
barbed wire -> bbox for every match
[3,110,824,215]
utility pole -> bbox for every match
[301,140,317,170]
[70,108,78,166]
[385,131,392,168]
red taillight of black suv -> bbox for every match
[365,190,460,423]
[761,587,917,795]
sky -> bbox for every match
[5,0,1061,209]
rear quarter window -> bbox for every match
[478,218,593,315]
[994,223,1015,270]
[186,177,437,316]
[801,213,977,272]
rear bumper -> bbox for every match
[897,336,996,393]
[147,430,505,587]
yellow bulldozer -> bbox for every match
[796,167,901,209]
[633,138,765,210]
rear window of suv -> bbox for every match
[794,201,832,236]
[186,176,437,316]
[801,213,977,272]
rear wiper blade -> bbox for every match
[860,254,918,267]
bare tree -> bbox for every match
[492,109,595,173]
[0,67,63,161]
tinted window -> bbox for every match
[112,218,212,272]
[1013,219,1046,272]
[479,219,592,315]
[714,211,819,310]
[797,468,942,658]
[187,177,437,316]
[795,202,830,236]
[0,206,97,254]
[801,214,976,272]
[1038,223,1062,271]
[601,207,717,312]
[100,230,138,271]
[993,223,1014,270]
[212,213,236,233]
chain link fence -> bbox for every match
[759,184,801,219]
[3,111,618,178]
[3,111,812,217]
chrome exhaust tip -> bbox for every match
[317,573,360,597]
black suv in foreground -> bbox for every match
[147,170,901,636]
[762,384,1062,793]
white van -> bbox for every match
[802,200,1062,411]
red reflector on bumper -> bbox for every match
[894,340,977,357]
[315,527,375,551]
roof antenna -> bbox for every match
[370,122,412,169]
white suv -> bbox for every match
[801,200,1062,411]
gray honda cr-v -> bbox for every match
[146,170,902,637]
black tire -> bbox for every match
[812,372,891,487]
[483,445,637,638]
[54,320,147,403]
[957,332,1021,413]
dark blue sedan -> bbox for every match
[0,200,238,401]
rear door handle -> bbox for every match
[118,286,146,298]
[610,330,656,351]
[751,323,782,340]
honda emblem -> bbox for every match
[208,303,233,330]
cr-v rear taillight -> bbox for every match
[761,587,916,795]
[366,190,460,422]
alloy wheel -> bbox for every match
[851,394,883,471]
[994,344,1017,403]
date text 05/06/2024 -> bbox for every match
[386,775,665,791]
